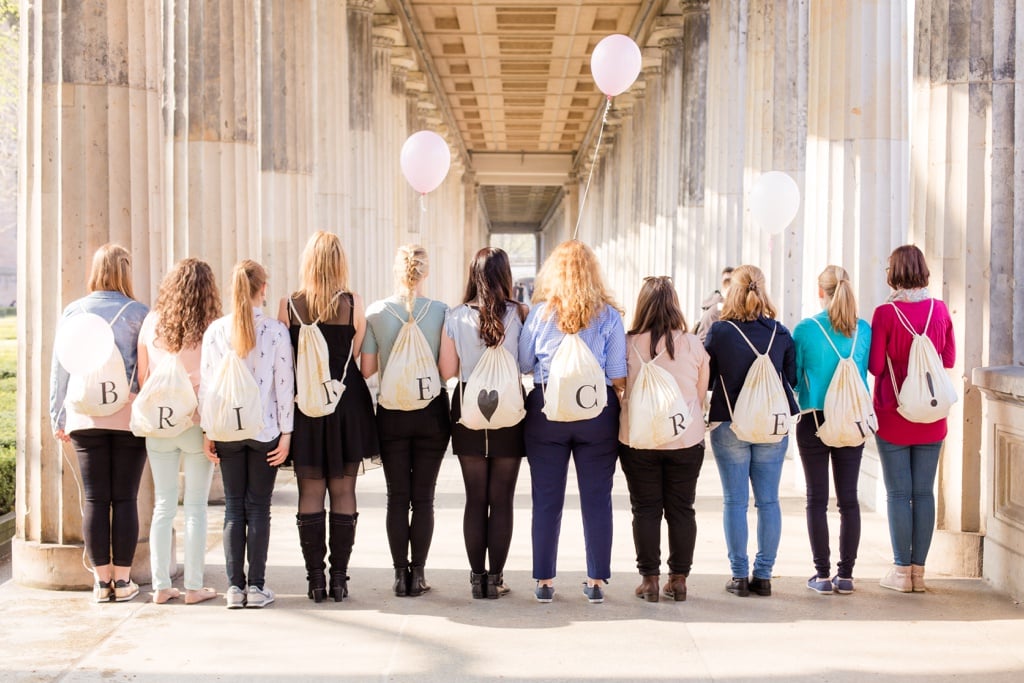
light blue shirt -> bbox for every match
[792,311,871,412]
[518,302,627,385]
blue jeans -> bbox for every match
[710,423,787,580]
[875,435,942,566]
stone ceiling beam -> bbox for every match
[472,153,574,186]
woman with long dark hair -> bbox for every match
[439,247,528,599]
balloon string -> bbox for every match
[572,96,612,242]
[418,193,426,235]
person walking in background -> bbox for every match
[792,266,872,595]
[693,267,734,343]
[280,232,379,603]
[704,265,797,598]
[439,247,529,600]
[869,245,956,593]
[362,244,451,598]
[618,276,709,602]
[137,258,221,605]
[519,240,626,604]
[200,260,294,609]
[50,244,149,603]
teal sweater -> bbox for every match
[792,311,872,412]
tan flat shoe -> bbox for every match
[185,587,217,604]
[152,588,181,604]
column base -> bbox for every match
[13,536,177,590]
[927,530,984,577]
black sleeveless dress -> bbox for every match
[288,292,379,479]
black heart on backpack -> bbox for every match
[477,389,499,421]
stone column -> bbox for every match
[369,15,402,301]
[910,0,1016,575]
[16,0,164,589]
[347,0,376,296]
[261,0,315,301]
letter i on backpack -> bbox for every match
[65,302,136,417]
[378,301,441,411]
[290,295,351,418]
[722,321,793,443]
[540,310,608,422]
[130,353,198,438]
[810,318,877,448]
[627,332,691,449]
[201,348,265,442]
[886,300,957,423]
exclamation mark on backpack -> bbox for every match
[926,373,938,407]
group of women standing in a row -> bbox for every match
[50,237,955,607]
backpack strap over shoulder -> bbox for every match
[725,320,776,356]
[810,317,856,360]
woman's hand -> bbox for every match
[54,429,70,443]
[267,433,291,467]
[203,436,220,464]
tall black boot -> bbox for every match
[329,512,357,602]
[296,512,328,603]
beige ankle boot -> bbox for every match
[910,564,926,593]
[879,564,912,593]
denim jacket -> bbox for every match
[49,291,149,433]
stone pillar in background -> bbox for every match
[370,15,402,303]
[347,0,376,294]
[910,0,1015,576]
[261,0,314,301]
[16,0,164,589]
[744,0,807,328]
[167,0,261,297]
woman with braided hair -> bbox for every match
[362,244,451,597]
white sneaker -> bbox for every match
[225,585,247,609]
[879,565,913,593]
[246,585,275,608]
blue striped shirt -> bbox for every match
[518,302,627,384]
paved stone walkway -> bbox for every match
[1,454,1023,682]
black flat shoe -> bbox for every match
[408,566,429,597]
[471,572,487,599]
[749,577,772,596]
[726,577,750,597]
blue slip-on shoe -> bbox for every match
[534,583,554,603]
[807,575,834,595]
[831,575,855,594]
[582,583,604,604]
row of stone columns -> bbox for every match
[17,0,474,588]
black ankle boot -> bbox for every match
[408,566,429,597]
[485,573,504,600]
[470,572,487,599]
[393,568,409,597]
[329,513,357,602]
[296,512,328,603]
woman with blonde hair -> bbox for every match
[518,240,626,604]
[137,258,221,605]
[619,276,709,602]
[792,265,871,595]
[279,231,378,603]
[704,264,797,598]
[50,243,149,602]
[362,244,450,597]
[200,259,294,609]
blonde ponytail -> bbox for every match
[393,244,429,318]
[230,259,267,357]
[720,265,776,322]
[819,265,858,337]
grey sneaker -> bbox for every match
[246,585,275,608]
[225,585,247,609]
[113,579,139,602]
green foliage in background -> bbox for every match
[0,316,14,515]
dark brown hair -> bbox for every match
[628,276,688,360]
[154,258,222,353]
[463,247,515,347]
[886,245,930,290]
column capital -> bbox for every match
[647,15,685,48]
[641,47,663,74]
[373,13,403,49]
[348,0,376,13]
[679,0,710,14]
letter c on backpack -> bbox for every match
[575,384,599,410]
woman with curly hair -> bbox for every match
[137,258,222,605]
[518,240,627,604]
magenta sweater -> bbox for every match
[868,299,956,445]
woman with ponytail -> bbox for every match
[362,244,450,597]
[704,264,797,598]
[792,266,871,595]
[279,232,379,603]
[438,247,528,599]
[200,260,294,609]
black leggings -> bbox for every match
[70,429,148,567]
[377,394,451,569]
[458,454,522,575]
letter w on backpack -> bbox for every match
[886,300,957,423]
[201,351,265,442]
[378,302,441,411]
[290,295,351,418]
[130,353,198,438]
[810,318,876,447]
[540,311,607,422]
[722,321,792,443]
[627,332,691,449]
[65,302,136,417]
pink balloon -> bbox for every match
[591,34,642,97]
[400,131,451,194]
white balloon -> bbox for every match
[749,171,801,235]
[56,313,115,375]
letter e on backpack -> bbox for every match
[723,321,792,443]
[378,302,442,411]
[290,296,350,418]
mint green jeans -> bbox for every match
[146,425,214,591]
